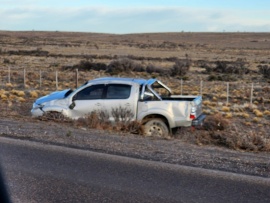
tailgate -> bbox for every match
[191,96,203,119]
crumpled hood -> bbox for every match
[35,89,71,105]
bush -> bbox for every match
[106,58,142,75]
[145,64,171,76]
[111,106,134,123]
[258,65,270,79]
[73,108,142,134]
[63,60,107,71]
[205,58,250,75]
[170,58,191,76]
[3,58,11,64]
[206,126,270,151]
[78,111,109,129]
[146,64,157,74]
[206,58,250,75]
[203,114,229,131]
[207,74,238,81]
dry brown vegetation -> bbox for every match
[0,31,270,151]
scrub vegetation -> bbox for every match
[0,31,270,152]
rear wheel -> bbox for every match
[143,118,169,138]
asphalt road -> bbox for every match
[0,137,269,203]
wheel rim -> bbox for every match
[146,122,164,137]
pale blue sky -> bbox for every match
[1,0,270,33]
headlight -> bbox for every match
[33,103,44,110]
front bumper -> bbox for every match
[31,108,44,117]
[192,114,206,126]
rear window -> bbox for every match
[106,84,131,99]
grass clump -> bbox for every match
[203,113,229,131]
[258,65,270,79]
[74,108,142,134]
[221,106,230,112]
[253,109,263,117]
[193,117,270,152]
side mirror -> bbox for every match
[69,101,76,109]
[72,94,77,101]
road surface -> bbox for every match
[0,137,269,203]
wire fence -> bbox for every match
[0,67,270,107]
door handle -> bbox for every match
[95,103,101,106]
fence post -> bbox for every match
[23,68,26,87]
[76,69,78,88]
[55,71,58,90]
[250,83,254,106]
[226,82,229,105]
[39,70,42,89]
[8,66,10,84]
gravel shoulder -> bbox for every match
[0,118,269,178]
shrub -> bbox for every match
[258,65,270,79]
[106,58,141,75]
[111,106,134,123]
[206,58,249,75]
[145,64,171,76]
[193,121,270,152]
[3,58,10,64]
[207,74,238,81]
[79,111,109,129]
[203,114,229,131]
[29,91,39,98]
[73,108,142,134]
[222,106,230,112]
[146,64,157,74]
[170,58,191,76]
[62,60,107,71]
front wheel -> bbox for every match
[42,111,66,122]
[143,118,169,138]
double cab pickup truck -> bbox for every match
[31,77,206,137]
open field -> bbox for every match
[0,31,270,151]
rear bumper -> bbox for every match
[192,114,206,126]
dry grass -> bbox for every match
[174,115,270,152]
[72,109,142,134]
[1,31,270,152]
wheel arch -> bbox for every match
[41,106,68,117]
[141,114,170,128]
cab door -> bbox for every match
[102,83,139,122]
[70,84,105,119]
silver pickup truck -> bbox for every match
[31,77,205,137]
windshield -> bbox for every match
[64,89,73,98]
[65,81,89,98]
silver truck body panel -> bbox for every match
[31,77,204,128]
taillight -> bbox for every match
[190,107,196,120]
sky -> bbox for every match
[1,0,270,34]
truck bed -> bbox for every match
[161,95,198,101]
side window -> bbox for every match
[75,84,104,100]
[106,84,131,99]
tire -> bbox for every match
[143,118,169,138]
